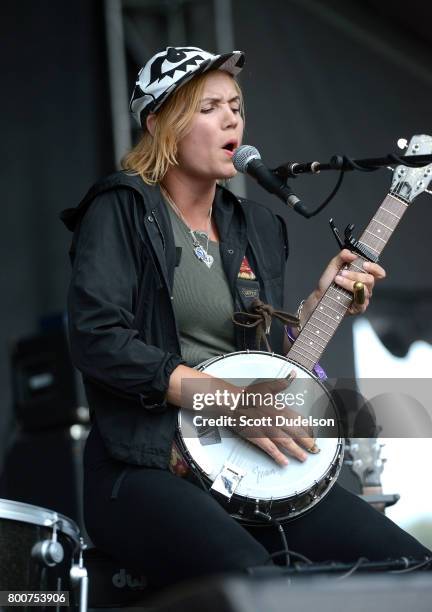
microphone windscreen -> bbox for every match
[232,145,261,173]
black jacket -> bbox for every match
[61,172,289,468]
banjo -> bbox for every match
[176,134,432,523]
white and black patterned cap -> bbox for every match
[130,46,245,128]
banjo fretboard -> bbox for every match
[287,193,409,372]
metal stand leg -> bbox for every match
[70,538,88,612]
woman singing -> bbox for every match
[61,46,430,589]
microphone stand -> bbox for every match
[274,153,432,179]
[273,152,432,219]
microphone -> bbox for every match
[232,145,308,215]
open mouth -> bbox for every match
[222,140,238,155]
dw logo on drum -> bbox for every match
[112,568,147,590]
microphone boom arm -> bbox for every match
[274,153,432,179]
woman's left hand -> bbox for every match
[315,248,386,315]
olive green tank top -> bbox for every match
[166,203,237,367]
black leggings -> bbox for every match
[83,425,430,588]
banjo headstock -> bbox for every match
[390,134,432,203]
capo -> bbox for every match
[329,218,379,263]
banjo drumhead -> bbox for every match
[179,351,342,502]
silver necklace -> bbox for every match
[161,186,214,269]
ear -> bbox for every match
[146,113,157,137]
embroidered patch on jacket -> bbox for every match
[238,256,256,280]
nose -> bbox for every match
[221,103,239,129]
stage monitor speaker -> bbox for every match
[10,328,88,431]
[146,572,432,612]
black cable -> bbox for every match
[253,510,292,567]
[267,548,313,565]
[335,556,369,580]
[390,556,432,574]
[328,153,432,172]
[302,168,345,218]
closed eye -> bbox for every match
[200,106,241,114]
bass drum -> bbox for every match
[177,351,344,523]
[0,498,81,609]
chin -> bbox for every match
[218,166,237,180]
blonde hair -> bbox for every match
[121,71,244,184]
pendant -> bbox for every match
[194,245,214,268]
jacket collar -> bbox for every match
[60,171,248,294]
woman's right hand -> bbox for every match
[233,373,317,466]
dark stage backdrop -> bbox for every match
[0,1,113,466]
[1,0,431,469]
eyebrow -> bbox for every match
[201,95,240,104]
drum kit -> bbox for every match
[0,498,88,611]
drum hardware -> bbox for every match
[0,498,87,610]
[31,513,64,567]
[70,538,89,612]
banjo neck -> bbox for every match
[286,192,410,372]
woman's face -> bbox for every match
[176,71,244,182]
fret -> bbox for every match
[388,193,409,207]
[318,301,344,319]
[367,223,391,242]
[380,207,401,220]
[328,289,351,304]
[305,321,332,338]
[357,194,409,261]
[301,331,326,350]
[361,243,379,255]
[372,217,393,232]
[364,229,386,243]
[321,291,347,308]
[288,352,315,369]
[317,305,343,323]
[293,338,321,359]
[313,313,338,331]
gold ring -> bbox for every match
[353,281,365,306]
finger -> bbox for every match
[334,274,371,298]
[338,248,358,262]
[276,416,315,448]
[251,437,290,466]
[274,436,308,462]
[363,261,386,279]
[348,298,369,315]
[289,429,316,452]
[325,249,356,276]
[263,370,297,395]
[337,270,375,290]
